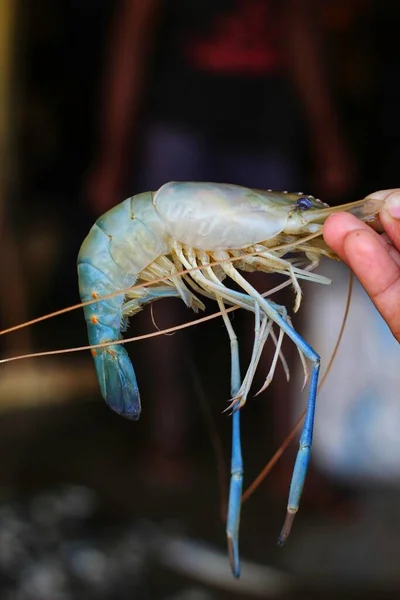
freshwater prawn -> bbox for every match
[76,181,383,578]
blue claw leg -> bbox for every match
[254,307,320,542]
[218,263,321,546]
[248,302,320,543]
[216,297,243,578]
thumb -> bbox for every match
[379,189,400,252]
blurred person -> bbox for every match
[84,0,355,486]
[86,0,354,210]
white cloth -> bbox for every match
[290,258,400,484]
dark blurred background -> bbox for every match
[0,1,400,599]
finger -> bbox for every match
[323,213,400,342]
[379,190,400,252]
[323,196,400,267]
[323,212,384,257]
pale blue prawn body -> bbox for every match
[77,181,330,420]
[77,181,383,577]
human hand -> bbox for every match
[323,189,400,343]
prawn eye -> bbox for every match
[296,197,313,210]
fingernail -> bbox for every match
[386,193,400,219]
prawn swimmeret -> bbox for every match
[77,181,383,578]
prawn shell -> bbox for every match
[96,192,169,276]
[153,181,296,250]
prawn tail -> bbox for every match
[77,255,141,421]
[91,341,141,421]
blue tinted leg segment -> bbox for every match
[227,408,242,578]
[216,297,243,578]
[277,331,320,545]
